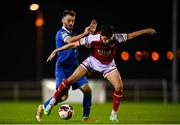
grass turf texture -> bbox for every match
[0,101,179,124]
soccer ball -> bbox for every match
[58,104,74,119]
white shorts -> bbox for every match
[81,56,117,78]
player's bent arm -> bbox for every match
[46,41,80,62]
[127,28,156,40]
[65,33,88,43]
[65,20,97,43]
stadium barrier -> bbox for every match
[0,81,41,101]
[0,79,178,103]
[123,79,168,103]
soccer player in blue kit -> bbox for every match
[35,9,97,122]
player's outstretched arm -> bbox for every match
[127,28,157,40]
[46,41,80,62]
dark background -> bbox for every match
[0,0,179,82]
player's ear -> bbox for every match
[61,17,64,24]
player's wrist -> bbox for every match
[82,32,88,36]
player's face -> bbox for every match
[101,35,112,44]
[62,15,75,31]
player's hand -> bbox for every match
[84,26,91,35]
[89,19,97,34]
[83,20,97,35]
[146,28,157,35]
[46,50,57,62]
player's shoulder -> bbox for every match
[112,32,127,42]
[113,32,127,38]
[56,28,64,36]
[56,28,69,39]
[58,28,67,34]
[88,32,101,41]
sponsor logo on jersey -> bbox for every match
[98,49,112,55]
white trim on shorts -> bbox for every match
[103,68,117,78]
[81,56,117,78]
[80,63,89,71]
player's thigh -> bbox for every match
[68,65,88,83]
[106,69,123,91]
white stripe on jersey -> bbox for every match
[80,33,127,47]
[61,31,69,42]
[113,33,127,43]
[80,34,101,48]
[61,26,71,43]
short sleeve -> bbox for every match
[79,35,93,48]
[61,31,70,42]
[114,33,127,43]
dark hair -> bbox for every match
[62,9,76,17]
[100,24,115,37]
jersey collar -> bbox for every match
[62,26,72,33]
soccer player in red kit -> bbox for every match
[45,24,156,122]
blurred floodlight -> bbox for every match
[135,51,143,61]
[167,51,174,61]
[152,51,159,61]
[35,17,44,27]
[29,3,39,11]
[121,51,129,61]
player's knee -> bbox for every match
[84,88,92,96]
[82,86,92,96]
[80,83,92,96]
[114,84,123,92]
[61,94,68,101]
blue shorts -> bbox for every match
[55,70,88,90]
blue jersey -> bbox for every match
[54,26,88,90]
[55,26,79,72]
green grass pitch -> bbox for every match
[0,101,180,124]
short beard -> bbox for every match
[66,25,73,31]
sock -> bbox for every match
[83,94,92,118]
[43,97,52,109]
[53,80,70,100]
[45,97,56,111]
[43,97,62,109]
[111,110,117,115]
[112,90,123,112]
